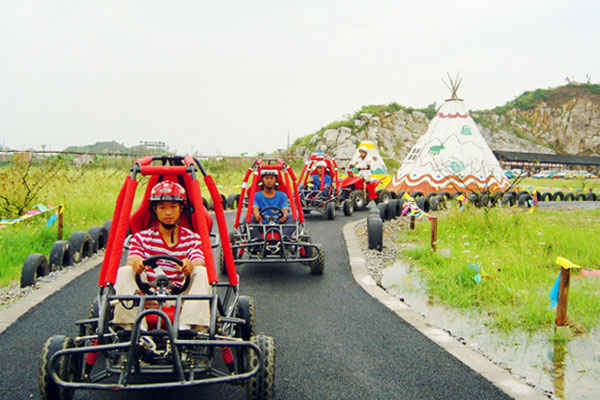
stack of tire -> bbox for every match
[367,190,402,251]
[20,220,111,288]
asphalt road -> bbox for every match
[0,208,511,400]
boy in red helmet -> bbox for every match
[113,181,211,332]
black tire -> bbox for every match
[501,192,516,207]
[415,196,431,212]
[480,194,491,208]
[541,192,553,201]
[451,191,464,200]
[202,197,210,210]
[246,335,275,400]
[227,193,241,209]
[466,192,479,207]
[342,199,354,216]
[389,199,401,218]
[88,225,108,253]
[396,191,407,200]
[426,192,438,201]
[309,243,325,275]
[236,296,256,341]
[219,194,227,209]
[490,192,501,206]
[411,191,424,199]
[68,232,93,264]
[389,191,398,199]
[518,193,533,207]
[102,219,112,236]
[552,191,565,201]
[585,192,597,201]
[430,195,446,211]
[375,189,391,204]
[367,216,383,251]
[375,203,387,220]
[575,193,586,201]
[350,191,367,210]
[39,335,76,400]
[438,191,451,201]
[326,201,336,220]
[517,190,530,198]
[49,241,71,272]
[564,192,575,201]
[21,253,50,288]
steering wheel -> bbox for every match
[259,206,285,223]
[134,255,191,295]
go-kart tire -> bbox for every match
[415,196,431,212]
[227,193,240,209]
[552,191,564,201]
[21,253,50,288]
[309,243,325,275]
[564,192,575,201]
[342,199,354,216]
[88,225,108,253]
[326,202,336,220]
[236,296,256,341]
[375,189,391,204]
[350,191,367,210]
[39,335,76,400]
[367,216,383,251]
[246,335,275,400]
[68,232,93,264]
[575,193,586,201]
[389,199,401,218]
[49,240,71,272]
[585,192,597,201]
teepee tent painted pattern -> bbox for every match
[386,87,509,194]
[344,140,392,186]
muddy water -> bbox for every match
[381,261,600,400]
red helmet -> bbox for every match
[149,181,186,204]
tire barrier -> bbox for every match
[540,192,553,201]
[575,193,586,201]
[564,192,575,201]
[227,193,240,209]
[68,231,93,264]
[376,190,392,204]
[389,191,398,199]
[367,215,383,251]
[88,225,108,253]
[396,191,407,201]
[430,195,446,211]
[426,192,438,201]
[466,192,480,207]
[388,199,401,218]
[20,253,49,288]
[501,192,516,207]
[410,191,424,199]
[376,202,392,221]
[219,193,227,210]
[585,193,598,201]
[49,240,71,272]
[552,191,565,201]
[517,193,533,207]
[415,196,431,213]
[480,193,491,208]
[438,191,452,201]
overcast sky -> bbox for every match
[1,1,598,155]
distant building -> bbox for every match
[73,154,93,167]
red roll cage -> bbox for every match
[297,153,340,195]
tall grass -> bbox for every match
[398,207,600,333]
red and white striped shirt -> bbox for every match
[128,226,204,287]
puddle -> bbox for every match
[381,261,600,400]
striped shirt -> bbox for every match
[128,226,204,287]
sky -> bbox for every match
[1,0,598,155]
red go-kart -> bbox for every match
[297,153,354,219]
[339,168,391,210]
[38,156,275,400]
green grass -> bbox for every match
[397,207,600,333]
[518,178,600,192]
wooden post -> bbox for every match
[430,216,438,252]
[57,205,64,241]
[409,215,415,230]
[555,267,571,326]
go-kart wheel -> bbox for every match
[39,335,76,400]
[326,202,335,220]
[236,296,256,341]
[308,243,325,275]
[246,335,275,400]
[134,255,190,295]
[350,190,366,210]
[342,199,354,216]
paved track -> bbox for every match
[0,208,511,399]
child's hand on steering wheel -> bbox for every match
[180,258,194,276]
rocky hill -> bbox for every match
[290,84,600,169]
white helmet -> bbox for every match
[358,145,368,153]
[316,161,326,168]
[260,169,278,177]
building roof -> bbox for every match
[493,151,600,166]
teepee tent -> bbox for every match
[344,140,391,186]
[386,75,509,194]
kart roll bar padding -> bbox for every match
[183,172,219,285]
[98,176,128,286]
[140,165,188,176]
[234,167,253,229]
[244,171,260,225]
[100,176,139,286]
[202,174,238,286]
[286,166,304,223]
[298,161,309,186]
[282,168,299,221]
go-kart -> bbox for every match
[38,155,275,400]
[339,168,391,210]
[297,153,354,219]
[226,158,325,274]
